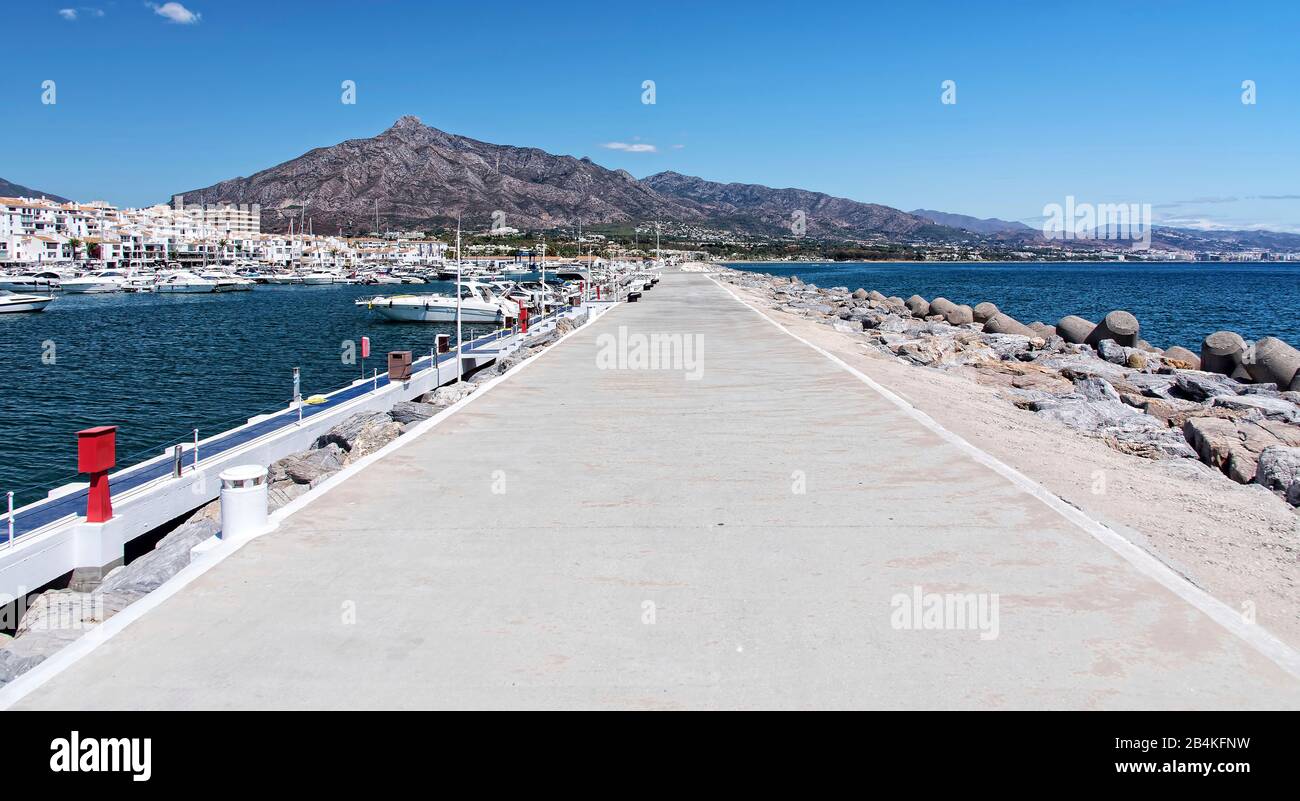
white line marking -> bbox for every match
[0,306,615,710]
[707,272,1300,680]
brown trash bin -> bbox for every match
[388,350,412,381]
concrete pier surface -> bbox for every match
[12,271,1299,709]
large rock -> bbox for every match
[348,420,404,461]
[1163,346,1201,369]
[1212,394,1300,424]
[271,444,345,485]
[1201,331,1246,376]
[1033,397,1195,459]
[99,518,220,596]
[389,401,440,425]
[1183,416,1300,483]
[1255,446,1300,504]
[316,411,393,452]
[420,382,478,409]
[1170,371,1239,402]
[1244,336,1300,390]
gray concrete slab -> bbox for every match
[14,271,1300,709]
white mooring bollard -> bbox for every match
[218,465,269,542]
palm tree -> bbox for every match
[67,237,84,263]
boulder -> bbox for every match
[1255,446,1300,504]
[905,295,930,318]
[98,518,220,596]
[419,382,477,409]
[1201,331,1246,376]
[268,479,310,511]
[1097,339,1130,365]
[1073,376,1121,403]
[1163,346,1201,370]
[348,420,404,461]
[983,313,1037,337]
[972,302,999,324]
[1211,394,1300,424]
[316,411,393,452]
[1170,371,1239,402]
[852,288,869,300]
[1086,310,1141,348]
[867,290,887,302]
[1057,315,1096,344]
[1183,416,1300,484]
[1244,336,1300,390]
[272,444,345,485]
[389,401,440,425]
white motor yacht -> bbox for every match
[362,281,520,324]
[300,270,337,285]
[60,269,129,294]
[200,270,255,292]
[156,271,218,293]
[0,290,55,313]
[0,271,63,292]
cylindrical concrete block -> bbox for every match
[868,290,887,302]
[905,295,930,317]
[1057,315,1096,344]
[944,304,974,325]
[852,288,869,300]
[928,297,958,318]
[1163,345,1200,369]
[983,313,1037,337]
[1201,331,1246,376]
[1028,322,1057,339]
[972,302,999,324]
[1244,336,1300,389]
[219,464,269,542]
[1086,310,1140,348]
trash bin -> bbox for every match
[388,350,413,381]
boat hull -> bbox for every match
[0,297,54,313]
[61,282,123,294]
[371,303,503,323]
[157,284,216,294]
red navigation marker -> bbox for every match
[361,336,371,359]
[77,426,117,523]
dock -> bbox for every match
[7,270,1299,709]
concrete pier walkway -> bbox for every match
[12,271,1299,709]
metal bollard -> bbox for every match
[218,465,269,542]
[172,444,184,478]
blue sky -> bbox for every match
[3,0,1299,231]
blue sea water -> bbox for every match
[729,261,1299,349]
[0,283,500,507]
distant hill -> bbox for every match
[176,116,966,240]
[0,178,69,203]
[911,209,1033,234]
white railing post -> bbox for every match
[6,491,13,549]
[192,428,199,472]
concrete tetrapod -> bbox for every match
[1244,336,1300,390]
[1086,310,1141,348]
[1057,315,1096,345]
[1201,331,1246,377]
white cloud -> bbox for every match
[149,2,201,24]
[602,142,657,153]
[58,9,78,20]
[671,144,685,150]
[58,7,105,21]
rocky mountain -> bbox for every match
[641,171,945,239]
[176,117,961,239]
[0,178,69,203]
[910,209,1033,234]
[176,116,706,234]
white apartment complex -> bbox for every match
[0,194,445,270]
